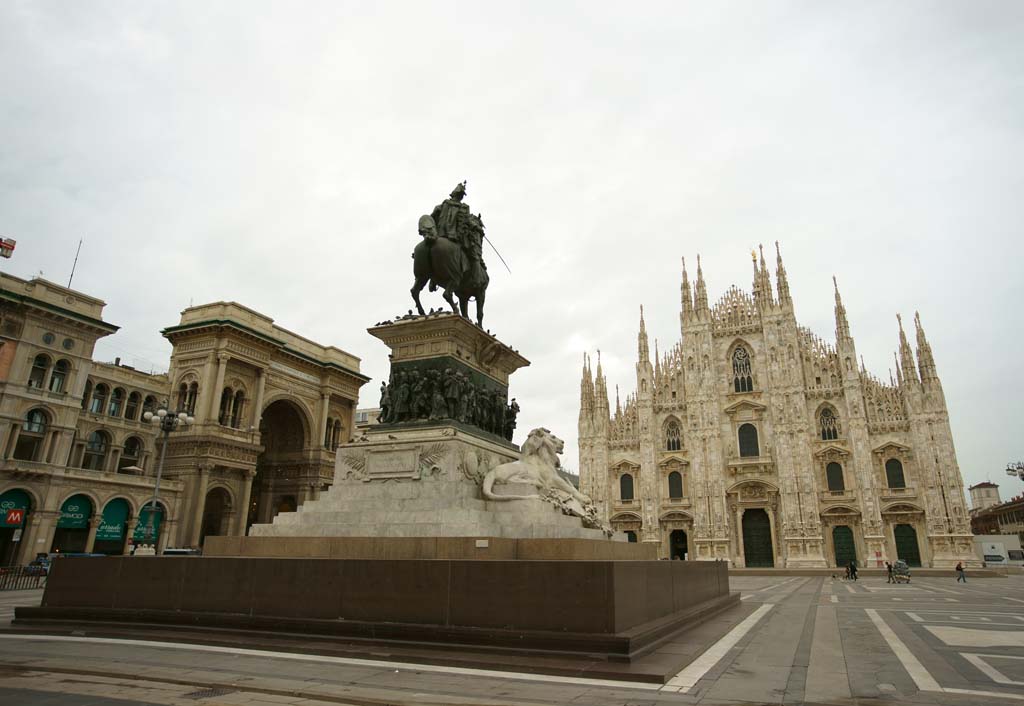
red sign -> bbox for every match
[5,509,24,525]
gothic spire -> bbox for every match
[775,241,791,305]
[694,254,709,313]
[914,311,938,381]
[897,314,919,384]
[833,275,850,342]
[594,349,609,411]
[638,305,650,363]
[615,383,621,416]
[654,338,661,377]
[893,351,903,386]
[680,257,693,321]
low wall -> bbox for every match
[21,556,734,657]
[204,535,659,561]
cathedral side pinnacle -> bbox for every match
[775,241,791,305]
[681,257,693,322]
[897,313,919,383]
[694,254,709,314]
[833,275,851,342]
[638,305,650,363]
[914,311,938,381]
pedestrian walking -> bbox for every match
[886,561,894,584]
[844,565,851,580]
[956,561,967,583]
[848,560,858,581]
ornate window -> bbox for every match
[738,423,759,457]
[619,473,635,501]
[230,390,245,428]
[49,359,70,393]
[325,417,334,448]
[14,408,48,461]
[28,354,50,388]
[89,384,108,415]
[885,459,906,489]
[142,395,158,419]
[665,419,681,451]
[83,430,110,471]
[668,471,684,499]
[819,408,840,440]
[332,419,342,450]
[826,462,845,492]
[218,388,233,425]
[177,383,189,410]
[125,392,140,421]
[120,436,143,472]
[186,383,198,414]
[108,388,125,417]
[732,347,753,393]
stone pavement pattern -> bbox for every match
[0,576,1022,705]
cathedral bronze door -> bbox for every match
[832,525,856,568]
[894,524,922,567]
[670,529,688,560]
[742,508,774,567]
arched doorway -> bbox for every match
[624,530,637,543]
[0,489,32,564]
[94,498,131,555]
[894,524,922,567]
[200,488,232,545]
[249,399,309,531]
[51,494,93,553]
[832,525,856,568]
[742,508,774,567]
[670,529,688,560]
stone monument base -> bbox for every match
[17,556,738,663]
[205,534,657,560]
[248,424,616,541]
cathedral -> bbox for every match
[578,245,976,568]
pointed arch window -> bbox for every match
[826,462,845,492]
[732,347,753,393]
[619,473,635,501]
[819,408,840,441]
[665,419,682,451]
[885,459,906,489]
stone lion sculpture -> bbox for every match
[482,427,590,504]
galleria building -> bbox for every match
[578,245,975,568]
[0,272,367,565]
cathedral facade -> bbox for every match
[578,245,975,568]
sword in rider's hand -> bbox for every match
[483,232,512,274]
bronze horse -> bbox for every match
[411,214,489,326]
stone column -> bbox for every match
[253,369,267,429]
[318,392,330,449]
[208,354,229,424]
[24,509,59,558]
[236,470,255,536]
[189,465,211,546]
[158,519,175,554]
[124,517,139,554]
[4,423,21,458]
[84,515,101,553]
[735,506,746,567]
[108,448,121,474]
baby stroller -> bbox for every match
[893,559,911,584]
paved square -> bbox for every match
[0,576,1022,705]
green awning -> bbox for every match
[133,506,163,543]
[57,494,92,529]
[96,499,129,541]
[0,489,31,528]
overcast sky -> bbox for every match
[2,2,1022,498]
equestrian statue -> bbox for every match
[411,181,492,326]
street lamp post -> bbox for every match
[142,404,194,554]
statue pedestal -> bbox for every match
[248,424,616,541]
[369,312,528,444]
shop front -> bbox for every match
[94,498,131,555]
[51,494,93,553]
[0,489,32,565]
